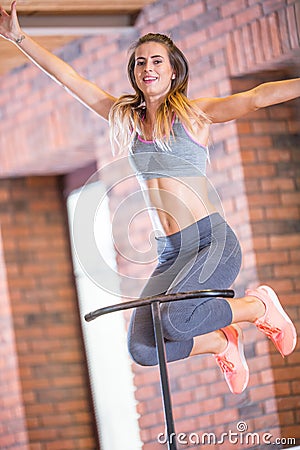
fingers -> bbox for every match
[11,1,18,18]
[0,5,9,17]
[0,2,15,16]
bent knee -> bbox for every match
[128,343,158,367]
[160,303,186,341]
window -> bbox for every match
[67,181,142,450]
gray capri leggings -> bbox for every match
[128,213,242,366]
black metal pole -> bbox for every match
[151,301,177,450]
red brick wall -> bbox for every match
[0,177,98,449]
[0,216,29,449]
[234,70,300,441]
[0,0,299,449]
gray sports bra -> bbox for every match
[128,118,209,181]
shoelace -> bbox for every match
[256,320,282,339]
[215,356,235,373]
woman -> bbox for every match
[1,2,298,394]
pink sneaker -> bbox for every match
[246,285,297,357]
[214,324,249,394]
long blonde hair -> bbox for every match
[109,33,210,154]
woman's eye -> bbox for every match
[136,61,144,66]
[154,60,162,64]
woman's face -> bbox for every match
[133,42,175,101]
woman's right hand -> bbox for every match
[0,1,116,120]
[0,1,22,42]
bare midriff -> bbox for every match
[140,176,218,236]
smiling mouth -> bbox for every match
[143,76,158,83]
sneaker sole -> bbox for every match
[231,324,249,372]
[231,324,249,392]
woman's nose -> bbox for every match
[144,60,153,71]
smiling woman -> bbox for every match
[109,33,210,157]
[0,2,299,396]
[134,45,175,96]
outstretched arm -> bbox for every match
[0,1,116,120]
[196,78,300,123]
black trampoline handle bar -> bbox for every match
[84,289,235,322]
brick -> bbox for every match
[180,2,205,21]
[290,249,300,261]
[236,121,252,134]
[172,389,193,405]
[288,119,300,133]
[266,206,299,220]
[280,192,300,205]
[268,12,283,57]
[256,250,289,265]
[277,7,292,52]
[181,29,208,51]
[212,49,226,68]
[200,36,227,58]
[274,264,300,277]
[213,408,239,425]
[248,207,265,221]
[269,104,296,119]
[208,17,235,38]
[262,0,288,15]
[261,178,295,191]
[295,1,300,39]
[232,29,246,72]
[252,119,287,134]
[135,384,158,401]
[221,0,247,18]
[143,443,162,450]
[250,384,274,402]
[174,417,198,434]
[250,20,267,65]
[181,401,205,419]
[257,148,291,163]
[277,395,300,412]
[45,439,75,450]
[253,412,280,430]
[244,164,276,178]
[270,234,300,249]
[252,236,270,249]
[157,12,181,31]
[274,367,300,383]
[292,380,300,394]
[287,4,299,48]
[240,135,273,148]
[235,4,262,26]
[260,16,273,60]
[242,23,256,68]
[248,192,280,205]
[226,34,238,75]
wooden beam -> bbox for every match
[18,14,134,35]
[0,0,157,76]
[1,0,155,15]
